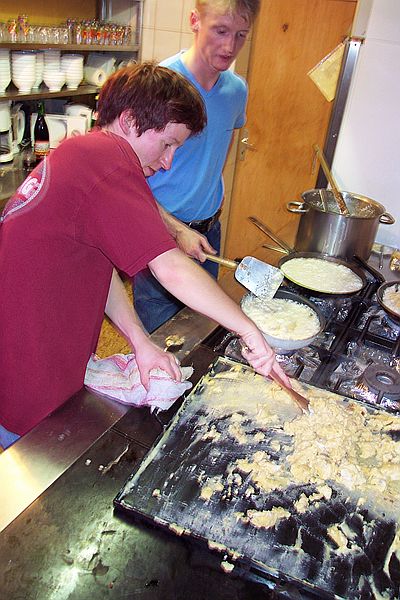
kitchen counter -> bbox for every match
[0,308,284,599]
[0,406,275,600]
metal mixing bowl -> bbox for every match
[241,289,325,353]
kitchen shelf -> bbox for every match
[0,41,140,100]
[0,42,140,52]
[0,83,99,101]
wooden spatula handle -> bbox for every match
[313,144,350,216]
[270,373,310,414]
[204,254,238,269]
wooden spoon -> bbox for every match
[313,144,350,216]
[270,372,310,414]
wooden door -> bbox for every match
[224,0,357,261]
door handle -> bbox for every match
[239,128,256,160]
[241,137,256,150]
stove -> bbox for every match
[213,256,400,414]
[115,252,400,600]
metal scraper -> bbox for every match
[204,254,283,300]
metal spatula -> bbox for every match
[204,253,283,300]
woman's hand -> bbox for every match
[240,328,291,386]
[134,337,182,390]
[104,269,183,390]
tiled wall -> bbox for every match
[140,0,253,253]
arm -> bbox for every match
[148,248,290,384]
[157,202,217,262]
[104,269,182,388]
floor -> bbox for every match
[95,277,133,358]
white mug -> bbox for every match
[11,103,26,149]
[64,104,92,131]
[0,100,11,131]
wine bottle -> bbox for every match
[34,102,50,161]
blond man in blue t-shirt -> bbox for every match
[134,0,260,333]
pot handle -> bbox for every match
[379,212,395,225]
[286,201,309,214]
[261,244,288,254]
[248,216,293,253]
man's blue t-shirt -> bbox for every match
[147,52,248,222]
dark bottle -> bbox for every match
[34,102,50,161]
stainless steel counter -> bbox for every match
[0,406,273,600]
[0,307,276,600]
[0,307,219,534]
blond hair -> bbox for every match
[196,0,260,23]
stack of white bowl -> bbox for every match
[0,50,11,94]
[43,50,65,93]
[61,54,84,90]
[11,51,36,94]
[33,51,44,90]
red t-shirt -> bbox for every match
[0,130,176,435]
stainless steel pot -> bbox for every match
[287,189,395,260]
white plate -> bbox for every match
[31,114,87,148]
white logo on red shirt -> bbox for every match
[1,158,47,223]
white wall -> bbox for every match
[332,0,400,248]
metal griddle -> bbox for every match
[115,357,400,600]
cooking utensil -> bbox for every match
[247,216,368,295]
[287,189,395,260]
[237,335,310,412]
[377,281,400,325]
[269,372,310,413]
[115,355,400,600]
[320,188,329,212]
[248,215,293,253]
[278,252,367,296]
[313,144,350,216]
[241,289,325,352]
[204,253,283,299]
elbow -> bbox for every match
[148,248,187,288]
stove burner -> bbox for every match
[362,364,400,400]
[206,253,400,413]
[385,314,400,331]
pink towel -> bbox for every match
[84,353,193,411]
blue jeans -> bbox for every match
[0,424,20,450]
[133,220,221,333]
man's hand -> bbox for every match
[134,337,183,390]
[156,203,217,261]
[175,224,216,261]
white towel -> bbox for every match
[83,66,108,87]
[84,353,193,411]
[85,53,115,74]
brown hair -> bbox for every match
[196,0,260,23]
[96,62,206,135]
